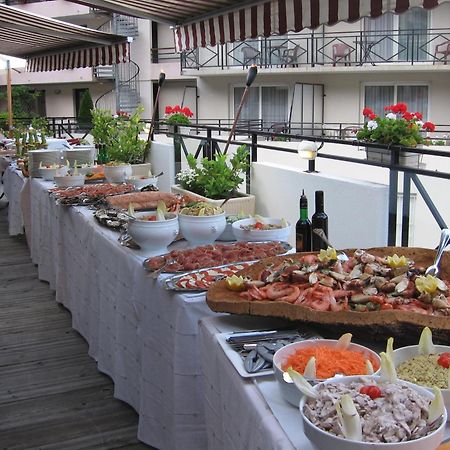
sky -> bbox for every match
[0,55,26,69]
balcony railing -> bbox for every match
[178,28,450,70]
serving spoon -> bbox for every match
[425,228,450,276]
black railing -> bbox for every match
[165,123,450,247]
[179,28,450,70]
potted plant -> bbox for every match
[172,145,256,215]
[356,103,435,167]
[91,107,149,179]
[164,105,193,135]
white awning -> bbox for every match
[0,4,128,72]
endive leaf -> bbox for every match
[303,357,316,379]
[336,394,362,441]
[156,200,166,221]
[285,368,318,398]
[380,352,397,383]
[336,333,352,350]
[365,360,374,375]
[386,337,394,362]
[127,203,135,218]
[418,327,435,355]
[428,386,445,424]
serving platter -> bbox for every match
[206,247,450,344]
[143,241,292,274]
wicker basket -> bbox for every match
[171,184,256,215]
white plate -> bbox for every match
[216,332,274,378]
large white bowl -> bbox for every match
[273,339,381,407]
[300,375,447,450]
[53,174,85,188]
[178,212,226,245]
[126,176,158,190]
[393,344,450,422]
[128,212,179,255]
[39,165,69,181]
[104,164,132,183]
[232,217,292,242]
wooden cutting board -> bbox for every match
[206,247,450,344]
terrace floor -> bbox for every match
[0,196,152,450]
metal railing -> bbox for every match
[164,123,450,247]
[178,28,450,70]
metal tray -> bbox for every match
[142,241,293,274]
[163,262,254,292]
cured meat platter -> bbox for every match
[143,241,292,274]
[164,262,253,292]
[206,247,450,344]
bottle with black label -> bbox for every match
[311,190,328,251]
[295,189,312,252]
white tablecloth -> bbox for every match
[2,163,25,235]
[23,177,216,450]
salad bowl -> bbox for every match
[232,217,291,242]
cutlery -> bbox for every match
[312,228,349,262]
[425,228,450,276]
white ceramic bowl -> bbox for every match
[393,344,450,422]
[273,339,381,407]
[128,212,178,255]
[53,174,85,188]
[300,375,447,450]
[126,176,158,190]
[178,212,226,245]
[39,165,69,181]
[104,164,132,183]
[232,217,292,242]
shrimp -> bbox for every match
[277,286,301,303]
[266,282,293,300]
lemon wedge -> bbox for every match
[415,274,440,294]
[386,254,408,268]
[225,275,245,292]
[318,247,337,263]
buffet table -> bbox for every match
[1,163,26,235]
[3,174,448,450]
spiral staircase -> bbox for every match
[94,14,140,114]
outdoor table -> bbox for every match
[355,38,377,65]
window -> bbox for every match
[364,84,429,118]
[233,86,288,130]
[74,88,89,118]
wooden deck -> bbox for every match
[0,197,152,449]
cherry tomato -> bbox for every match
[360,385,382,400]
[438,352,450,369]
[254,221,264,230]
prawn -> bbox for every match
[266,282,293,300]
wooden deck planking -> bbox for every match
[0,198,152,450]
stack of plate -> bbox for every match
[28,149,65,177]
[64,145,95,167]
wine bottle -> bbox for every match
[295,190,312,252]
[311,190,328,251]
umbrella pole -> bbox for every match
[6,60,13,137]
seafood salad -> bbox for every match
[303,379,440,443]
[236,248,450,315]
[180,202,223,216]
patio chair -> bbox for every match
[280,45,301,67]
[267,122,289,140]
[241,46,260,67]
[332,43,352,66]
[433,41,450,64]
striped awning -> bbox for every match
[0,4,128,72]
[174,0,450,51]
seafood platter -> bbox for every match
[50,183,135,206]
[206,247,450,343]
[93,209,130,231]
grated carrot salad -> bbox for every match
[282,345,380,379]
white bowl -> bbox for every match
[393,344,450,422]
[53,174,85,188]
[300,375,447,450]
[126,176,158,190]
[128,212,179,255]
[104,164,132,183]
[273,339,381,407]
[232,217,292,242]
[178,212,226,245]
[39,166,69,181]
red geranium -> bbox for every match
[165,105,173,114]
[384,105,393,111]
[391,102,408,114]
[402,112,414,121]
[422,121,436,132]
[368,113,377,120]
[414,112,423,120]
[173,105,182,113]
[181,106,193,118]
[362,107,373,117]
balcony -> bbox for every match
[174,28,450,72]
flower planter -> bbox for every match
[365,146,424,168]
[171,184,256,215]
